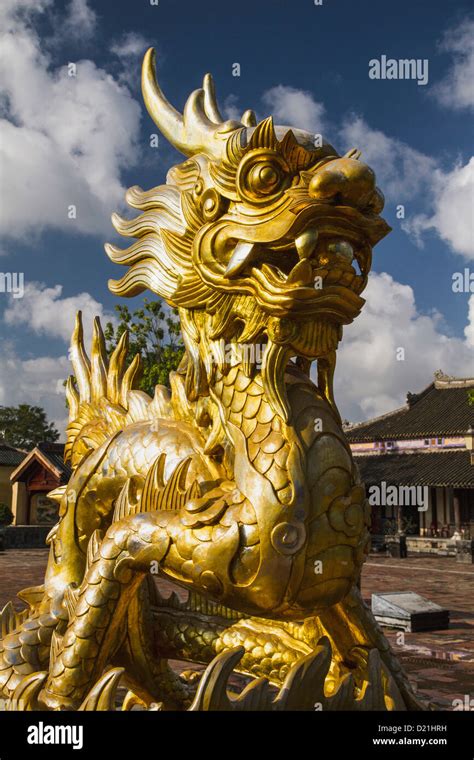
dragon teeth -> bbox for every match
[225,241,256,278]
[340,270,355,287]
[295,228,319,259]
[324,268,344,284]
[287,258,313,285]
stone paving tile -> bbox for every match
[0,548,472,709]
[0,548,49,611]
[361,554,474,709]
[362,555,474,660]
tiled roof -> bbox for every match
[355,450,474,488]
[10,441,72,485]
[346,380,474,442]
[0,440,25,467]
[36,442,72,483]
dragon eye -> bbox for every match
[237,150,289,205]
[249,162,281,193]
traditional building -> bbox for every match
[10,442,72,526]
[0,439,24,510]
[346,371,474,546]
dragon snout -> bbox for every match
[308,156,384,213]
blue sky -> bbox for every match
[0,0,472,433]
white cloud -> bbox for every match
[3,282,116,343]
[1,280,117,434]
[109,32,151,87]
[258,90,472,259]
[0,0,52,25]
[334,273,474,421]
[222,94,241,122]
[0,1,141,241]
[432,18,474,111]
[0,342,70,434]
[338,116,437,201]
[60,0,97,40]
[110,32,150,60]
[338,117,473,260]
[403,157,474,260]
[262,85,325,133]
[464,291,474,348]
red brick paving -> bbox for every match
[361,555,474,709]
[0,548,472,709]
[0,548,49,611]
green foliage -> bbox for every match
[0,503,13,527]
[0,405,59,449]
[104,298,184,398]
[468,389,474,406]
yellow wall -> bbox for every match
[11,481,28,524]
[0,465,15,508]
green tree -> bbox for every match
[468,389,474,406]
[0,404,59,449]
[0,504,13,526]
[104,298,184,398]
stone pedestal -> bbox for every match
[372,591,449,632]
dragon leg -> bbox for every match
[112,577,195,709]
[0,609,57,700]
[151,601,318,685]
[39,512,174,710]
[38,505,332,710]
[319,587,426,710]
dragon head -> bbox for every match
[106,49,390,420]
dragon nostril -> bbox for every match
[366,187,385,214]
[308,158,377,209]
[308,171,342,201]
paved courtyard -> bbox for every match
[0,548,472,709]
[362,555,474,709]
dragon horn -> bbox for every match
[142,48,239,161]
[202,73,223,123]
[241,109,257,127]
[70,311,91,404]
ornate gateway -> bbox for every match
[0,49,424,711]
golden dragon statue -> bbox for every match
[0,49,425,712]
